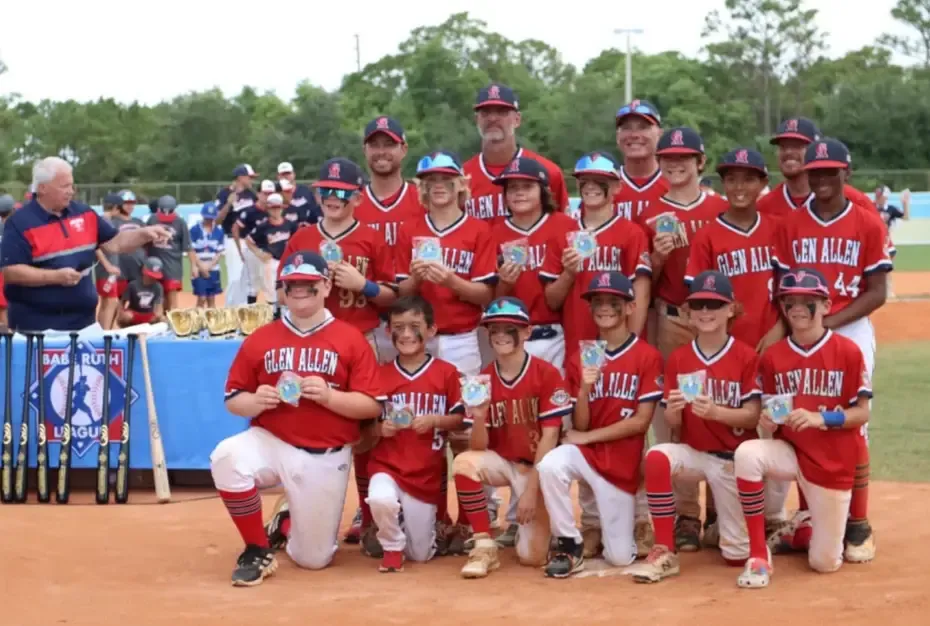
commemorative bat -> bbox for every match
[95,335,113,504]
[35,333,49,503]
[13,333,35,502]
[1,332,15,503]
[138,334,170,503]
[114,334,136,504]
[55,332,79,504]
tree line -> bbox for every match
[2,0,930,203]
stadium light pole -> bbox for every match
[614,28,644,103]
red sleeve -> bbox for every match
[565,351,581,397]
[395,224,413,280]
[623,223,652,278]
[539,229,566,281]
[638,348,664,403]
[347,331,382,398]
[536,364,574,425]
[846,185,877,212]
[371,238,396,286]
[844,341,872,406]
[444,364,466,425]
[758,351,777,396]
[771,220,791,272]
[740,352,762,405]
[552,169,570,211]
[662,352,679,405]
[469,222,497,283]
[685,227,713,283]
[224,336,261,398]
[862,213,893,275]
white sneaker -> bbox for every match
[737,550,773,589]
[632,545,680,584]
[460,533,501,579]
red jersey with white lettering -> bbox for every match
[663,337,761,452]
[355,182,426,252]
[281,220,396,333]
[615,167,669,223]
[771,201,893,315]
[491,212,578,325]
[685,213,780,347]
[396,212,497,334]
[757,182,811,221]
[485,355,573,464]
[640,193,729,306]
[224,313,381,448]
[370,356,465,504]
[463,147,570,225]
[565,335,663,494]
[759,330,871,490]
[540,214,652,350]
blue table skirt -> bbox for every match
[0,335,247,470]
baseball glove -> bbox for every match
[204,308,227,337]
[223,308,239,335]
[167,309,194,337]
[237,305,261,336]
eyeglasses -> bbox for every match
[778,271,829,297]
[318,188,356,201]
[616,104,659,121]
[688,299,727,311]
[416,153,463,176]
[574,155,619,177]
[280,263,326,279]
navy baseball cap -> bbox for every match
[233,164,258,178]
[364,116,406,144]
[770,117,820,145]
[656,127,705,156]
[687,271,734,303]
[279,251,331,283]
[480,297,531,326]
[416,150,464,176]
[615,99,661,126]
[312,158,365,191]
[103,192,124,207]
[493,156,549,186]
[157,195,178,212]
[573,152,620,180]
[143,257,164,280]
[0,194,15,214]
[582,272,635,301]
[716,148,768,176]
[475,83,519,111]
[777,267,830,299]
[803,138,851,171]
[201,201,219,219]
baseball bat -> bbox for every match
[138,334,170,503]
[13,334,35,503]
[114,334,136,504]
[35,333,49,503]
[95,335,113,504]
[55,332,79,504]
[1,332,14,503]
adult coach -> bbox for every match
[613,99,668,221]
[463,84,569,224]
[217,164,260,306]
[0,157,171,332]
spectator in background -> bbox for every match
[0,157,170,332]
[146,195,202,312]
[117,257,166,327]
[0,193,14,328]
[277,161,320,216]
[216,164,259,306]
[233,179,274,305]
[874,186,909,228]
[190,201,225,308]
[94,193,124,329]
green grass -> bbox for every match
[892,244,930,272]
[870,341,930,482]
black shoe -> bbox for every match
[264,499,290,551]
[231,544,278,587]
[544,537,585,579]
[675,515,702,552]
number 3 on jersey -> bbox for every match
[833,272,860,298]
[339,289,368,309]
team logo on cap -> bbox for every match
[703,274,716,290]
[815,143,829,159]
[328,162,340,178]
[488,85,500,99]
[671,130,684,146]
[597,273,611,287]
[735,149,749,164]
[631,99,641,108]
[376,117,389,129]
[786,119,799,132]
[591,152,601,161]
[293,254,304,266]
[508,159,520,172]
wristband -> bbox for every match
[821,410,846,428]
[362,280,380,299]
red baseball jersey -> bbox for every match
[484,355,573,464]
[758,183,880,221]
[370,356,465,504]
[663,337,761,452]
[395,213,497,334]
[281,220,396,334]
[565,335,663,494]
[355,182,426,251]
[771,201,893,315]
[224,313,381,448]
[539,214,652,350]
[463,147,570,225]
[490,211,578,325]
[615,167,669,223]
[759,330,871,490]
[640,193,729,306]
[685,213,780,347]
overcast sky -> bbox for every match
[0,0,910,105]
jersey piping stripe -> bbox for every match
[659,192,707,211]
[605,334,638,361]
[781,183,812,210]
[504,212,549,236]
[317,219,361,242]
[715,213,761,237]
[805,201,852,227]
[581,214,622,235]
[639,390,664,402]
[691,336,735,366]
[425,212,467,237]
[281,310,336,338]
[364,182,410,213]
[619,166,662,192]
[787,329,832,358]
[392,354,434,381]
[495,352,531,389]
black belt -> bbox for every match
[298,445,344,455]
[708,451,734,461]
[528,325,558,341]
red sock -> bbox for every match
[644,450,675,550]
[280,516,292,538]
[792,524,812,550]
[438,462,455,525]
[849,437,869,522]
[219,487,269,548]
[354,452,372,527]
[797,487,808,511]
[454,475,490,534]
[737,478,769,562]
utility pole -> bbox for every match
[613,28,644,102]
[354,34,361,72]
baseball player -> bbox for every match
[276,161,320,218]
[216,164,259,307]
[234,179,275,305]
[451,297,572,579]
[538,272,663,578]
[632,271,761,583]
[463,84,569,225]
[94,193,124,329]
[280,178,320,227]
[116,257,166,327]
[0,194,15,327]
[145,195,202,312]
[212,250,382,586]
[246,193,295,306]
[770,138,890,564]
[733,267,871,589]
[190,201,226,308]
[613,100,669,221]
[367,296,467,572]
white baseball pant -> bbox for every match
[538,444,637,567]
[524,325,565,374]
[366,472,437,562]
[224,237,248,306]
[209,426,351,570]
[262,259,279,304]
[243,247,265,299]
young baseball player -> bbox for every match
[733,267,872,589]
[613,100,669,221]
[277,161,321,226]
[234,179,275,305]
[146,195,202,312]
[632,270,761,583]
[189,201,225,308]
[94,193,124,329]
[116,257,166,327]
[212,250,383,587]
[367,296,467,573]
[451,297,572,579]
[246,193,295,306]
[538,272,663,578]
[770,138,890,563]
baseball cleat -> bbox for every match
[632,545,680,584]
[343,508,362,544]
[264,496,290,551]
[737,549,773,589]
[545,537,585,579]
[379,550,405,573]
[496,523,519,548]
[635,519,656,558]
[767,510,811,553]
[231,545,278,587]
[675,515,702,553]
[844,521,876,563]
[460,533,500,579]
[361,525,384,558]
[702,519,720,549]
[581,527,603,559]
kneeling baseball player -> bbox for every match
[633,271,761,583]
[451,297,572,578]
[211,250,383,587]
[733,268,871,589]
[538,272,663,578]
[367,296,467,572]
